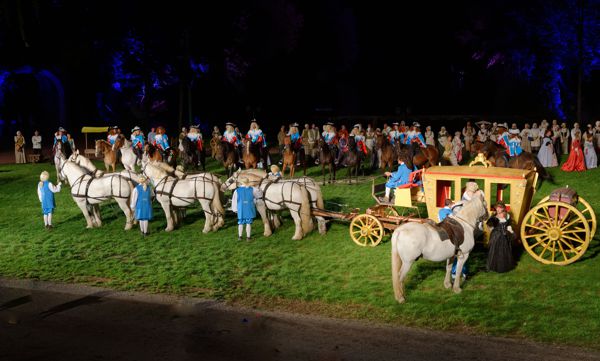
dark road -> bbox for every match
[0,279,598,361]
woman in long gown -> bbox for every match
[486,202,515,273]
[537,129,558,167]
[583,132,597,169]
[561,132,586,172]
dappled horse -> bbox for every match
[214,140,238,177]
[391,192,488,303]
[180,136,206,171]
[56,153,134,230]
[95,139,117,172]
[142,162,224,233]
[221,169,314,240]
[317,138,336,183]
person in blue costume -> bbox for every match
[383,158,412,202]
[438,199,454,222]
[37,171,62,229]
[231,177,262,241]
[130,175,154,236]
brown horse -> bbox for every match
[375,134,396,172]
[214,141,238,177]
[398,143,440,170]
[144,143,178,168]
[318,138,336,183]
[341,136,362,183]
[95,140,117,172]
[282,136,296,177]
[241,138,260,169]
[480,140,552,181]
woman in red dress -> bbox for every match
[561,132,586,172]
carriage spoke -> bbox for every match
[541,206,553,226]
[524,223,548,233]
[528,235,549,249]
[367,235,375,245]
[557,239,568,261]
[562,234,585,244]
[557,208,571,228]
[531,213,550,227]
[538,240,552,259]
[551,241,556,262]
[560,219,582,231]
[559,239,577,253]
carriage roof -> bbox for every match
[422,165,538,226]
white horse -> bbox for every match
[69,150,104,177]
[56,154,134,230]
[119,139,138,171]
[222,169,314,240]
[391,192,488,303]
[142,162,224,232]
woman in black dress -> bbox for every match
[486,202,516,273]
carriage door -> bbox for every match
[436,180,456,207]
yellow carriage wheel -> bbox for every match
[536,196,596,253]
[520,201,591,265]
[350,214,384,247]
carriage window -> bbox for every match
[436,180,455,207]
[461,178,484,196]
[491,183,511,208]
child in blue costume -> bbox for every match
[232,177,261,241]
[37,171,62,229]
[383,159,412,202]
[130,175,154,235]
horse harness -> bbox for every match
[152,174,219,216]
[71,173,128,203]
[257,177,303,210]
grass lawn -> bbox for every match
[0,157,599,348]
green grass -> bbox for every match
[1,157,599,348]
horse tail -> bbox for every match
[298,184,314,236]
[316,185,325,210]
[532,156,554,183]
[391,231,404,302]
[211,182,225,218]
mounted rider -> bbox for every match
[246,120,268,168]
[352,124,368,157]
[131,126,145,163]
[388,123,404,146]
[496,122,522,159]
[107,126,122,150]
[187,124,204,151]
[153,126,171,160]
[288,122,303,151]
[223,122,242,159]
[53,127,67,147]
[405,122,426,162]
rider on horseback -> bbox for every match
[153,126,171,160]
[288,123,303,165]
[187,125,204,166]
[352,124,368,158]
[107,126,120,151]
[246,120,267,168]
[53,127,67,148]
[388,123,404,146]
[131,126,145,164]
[405,122,426,162]
[496,122,522,162]
[223,122,242,160]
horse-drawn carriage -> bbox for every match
[315,163,596,265]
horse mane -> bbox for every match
[454,192,485,221]
[145,162,168,179]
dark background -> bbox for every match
[1,0,599,146]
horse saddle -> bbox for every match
[432,217,464,254]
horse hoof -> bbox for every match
[444,281,452,289]
[395,296,405,304]
[165,227,173,232]
[263,232,272,237]
[453,287,462,294]
[202,229,210,234]
[292,235,302,241]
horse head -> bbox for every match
[95,140,104,157]
[221,168,241,192]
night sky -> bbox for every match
[0,0,599,142]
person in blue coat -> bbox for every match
[130,175,154,235]
[383,159,412,202]
[37,171,62,229]
[438,199,454,221]
[232,177,261,241]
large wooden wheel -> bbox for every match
[536,196,596,241]
[350,214,384,247]
[520,201,591,265]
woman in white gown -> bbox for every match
[584,132,597,169]
[537,129,558,167]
